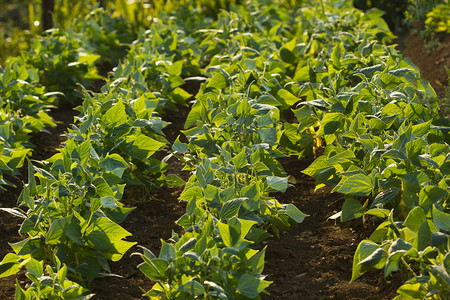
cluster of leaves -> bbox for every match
[67,86,169,187]
[275,1,450,298]
[0,139,136,297]
[424,3,450,34]
[0,7,135,191]
[69,7,136,70]
[0,57,55,189]
[23,7,135,104]
[23,27,101,104]
[405,0,449,38]
[405,0,445,25]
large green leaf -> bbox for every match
[100,154,129,178]
[432,205,450,232]
[266,176,288,192]
[237,274,271,298]
[138,258,167,281]
[0,253,22,278]
[337,174,372,197]
[404,207,427,232]
[277,89,300,107]
[179,279,206,296]
[103,100,127,127]
[341,198,365,222]
[285,204,308,223]
[220,198,245,220]
[351,240,380,282]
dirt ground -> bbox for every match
[0,33,448,299]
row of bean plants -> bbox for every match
[0,7,134,191]
[284,2,450,299]
[0,7,146,299]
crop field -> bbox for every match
[0,0,449,299]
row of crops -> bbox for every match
[0,0,449,299]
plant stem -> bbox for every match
[401,257,418,278]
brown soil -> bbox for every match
[262,157,401,300]
[0,32,448,300]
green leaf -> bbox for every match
[280,48,296,64]
[429,143,448,157]
[207,73,227,90]
[16,237,44,256]
[266,176,288,192]
[371,187,399,208]
[220,198,245,220]
[258,127,277,146]
[103,100,127,127]
[184,101,205,129]
[337,174,373,197]
[317,113,344,136]
[277,89,300,107]
[218,222,232,248]
[160,241,176,262]
[384,251,406,278]
[364,208,390,218]
[359,248,388,269]
[419,186,448,211]
[172,136,188,153]
[285,204,308,223]
[237,274,271,298]
[128,134,166,159]
[404,207,426,232]
[179,238,197,253]
[170,87,192,104]
[351,240,379,282]
[46,217,69,245]
[26,258,43,279]
[15,279,26,300]
[432,205,450,232]
[100,154,129,178]
[293,66,312,82]
[397,283,423,299]
[168,60,183,76]
[415,221,433,251]
[27,160,37,196]
[302,156,333,178]
[249,248,266,274]
[405,103,426,120]
[231,149,247,170]
[195,234,207,256]
[179,279,205,296]
[368,117,387,130]
[331,42,344,68]
[180,186,203,202]
[86,217,135,261]
[244,58,256,70]
[405,139,423,159]
[165,174,186,188]
[138,258,167,281]
[341,198,365,222]
[101,197,118,209]
[0,253,21,278]
[412,120,432,137]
